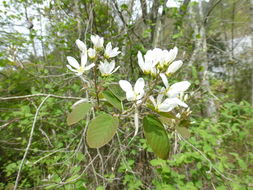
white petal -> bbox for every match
[88,48,96,58]
[99,37,104,48]
[168,47,178,63]
[134,78,145,94]
[105,42,112,52]
[108,60,116,73]
[119,80,133,92]
[90,35,97,45]
[136,89,145,100]
[112,66,120,74]
[66,65,77,72]
[151,67,158,76]
[136,100,142,104]
[173,98,188,108]
[149,96,157,107]
[112,47,120,57]
[137,51,145,71]
[84,63,95,71]
[75,39,87,52]
[91,35,104,48]
[160,73,169,88]
[76,70,84,76]
[81,52,87,68]
[126,91,135,101]
[98,61,105,73]
[67,56,80,69]
[157,93,164,105]
[158,98,178,112]
[168,81,191,97]
[167,60,183,74]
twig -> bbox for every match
[56,155,99,187]
[0,94,84,101]
[178,134,233,181]
[97,148,105,186]
[14,95,51,190]
[33,149,65,165]
[0,118,19,130]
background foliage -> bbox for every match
[0,0,253,189]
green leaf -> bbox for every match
[102,90,123,111]
[108,84,126,101]
[179,119,191,127]
[86,114,119,148]
[65,174,80,183]
[120,4,128,10]
[45,184,58,189]
[158,112,177,119]
[143,115,170,160]
[96,186,105,190]
[67,102,92,126]
[176,126,190,139]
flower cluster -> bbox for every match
[137,47,183,76]
[66,35,121,77]
[119,46,190,113]
[67,34,190,114]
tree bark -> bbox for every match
[150,0,161,48]
[189,1,217,117]
[74,0,82,38]
[250,0,253,105]
[140,0,148,24]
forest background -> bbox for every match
[0,0,253,189]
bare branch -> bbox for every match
[14,95,51,190]
[0,94,84,101]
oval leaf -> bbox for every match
[108,84,126,101]
[176,126,190,139]
[143,115,170,160]
[102,90,123,111]
[86,113,119,148]
[67,102,91,126]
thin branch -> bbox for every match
[0,118,20,130]
[13,95,51,190]
[204,0,223,25]
[178,134,233,181]
[0,94,85,101]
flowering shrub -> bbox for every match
[66,35,191,159]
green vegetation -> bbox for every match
[0,0,252,189]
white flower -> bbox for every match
[91,35,104,49]
[75,39,87,53]
[166,47,178,64]
[66,52,95,76]
[160,73,190,98]
[119,78,145,103]
[99,60,120,76]
[166,81,191,98]
[150,93,188,112]
[137,51,159,75]
[166,60,183,75]
[138,47,179,73]
[157,47,178,68]
[104,42,121,58]
[88,48,96,59]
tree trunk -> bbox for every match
[250,0,253,105]
[74,0,82,38]
[190,1,217,117]
[150,0,161,48]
